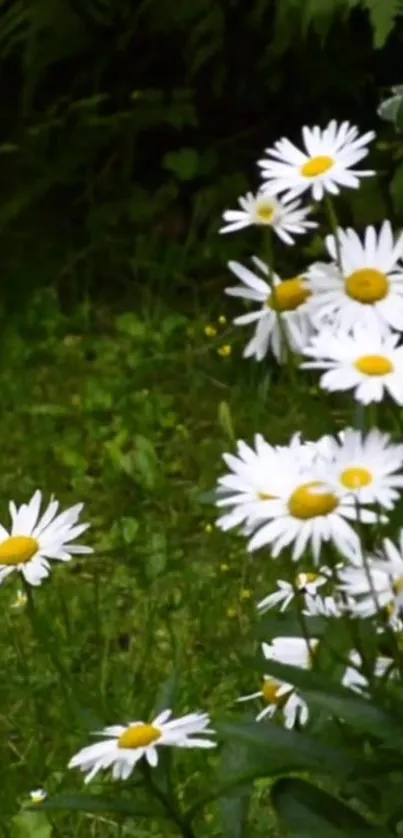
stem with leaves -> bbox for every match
[142,763,197,838]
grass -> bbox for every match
[0,281,342,838]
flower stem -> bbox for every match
[142,764,197,838]
[324,196,342,271]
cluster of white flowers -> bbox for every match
[217,121,403,729]
[0,493,216,788]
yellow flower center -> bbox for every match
[255,199,276,224]
[340,467,373,489]
[295,572,320,589]
[268,277,311,312]
[118,724,161,749]
[261,679,290,706]
[288,481,338,520]
[345,268,389,303]
[0,535,38,565]
[301,155,334,178]
[354,355,394,376]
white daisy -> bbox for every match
[29,789,47,804]
[301,324,403,406]
[239,638,316,728]
[226,257,313,362]
[220,190,316,244]
[314,427,403,510]
[68,709,215,784]
[244,458,377,562]
[0,490,92,587]
[342,651,394,694]
[257,569,328,614]
[215,432,314,533]
[258,120,375,202]
[306,222,403,333]
[237,676,307,728]
[338,532,403,619]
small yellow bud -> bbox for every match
[204,523,213,534]
[241,588,253,600]
[218,344,232,358]
[227,607,238,618]
[218,315,227,325]
[204,325,217,337]
[220,563,229,572]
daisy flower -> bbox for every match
[237,677,307,728]
[342,651,394,694]
[29,789,47,804]
[315,427,403,510]
[257,569,328,614]
[0,490,92,587]
[301,324,403,406]
[220,190,316,244]
[215,432,314,533]
[238,638,315,728]
[306,222,403,333]
[258,120,375,202]
[338,532,403,619]
[226,257,313,362]
[244,458,377,562]
[68,709,215,784]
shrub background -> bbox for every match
[0,0,402,311]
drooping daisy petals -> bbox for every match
[259,121,375,202]
[0,490,92,587]
[338,531,403,620]
[226,257,313,362]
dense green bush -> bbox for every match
[0,0,402,305]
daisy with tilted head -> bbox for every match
[220,189,317,243]
[237,638,316,728]
[257,568,329,614]
[68,709,216,784]
[306,222,403,334]
[226,257,313,362]
[258,120,375,202]
[0,490,92,587]
[301,324,403,406]
[338,531,403,620]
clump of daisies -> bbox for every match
[216,118,403,733]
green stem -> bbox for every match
[324,196,342,271]
[142,765,197,838]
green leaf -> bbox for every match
[271,777,392,837]
[37,794,164,819]
[11,812,52,838]
[218,740,253,838]
[361,0,401,48]
[216,718,355,775]
[163,148,199,181]
[260,660,403,746]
